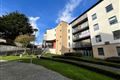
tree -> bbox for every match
[15,34,34,54]
[0,11,33,44]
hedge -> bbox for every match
[40,57,120,80]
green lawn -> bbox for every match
[0,55,33,61]
[22,58,114,80]
[1,56,115,80]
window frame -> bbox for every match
[92,13,97,20]
[68,36,70,40]
[93,23,99,31]
[68,29,70,33]
[105,4,113,13]
[116,47,120,56]
[98,48,104,56]
[68,42,70,47]
[113,30,120,40]
[95,35,102,43]
[108,16,118,25]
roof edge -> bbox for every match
[69,0,103,24]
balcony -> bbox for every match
[72,42,91,49]
[73,22,89,34]
[73,31,90,41]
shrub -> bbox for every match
[105,57,120,63]
[64,52,82,57]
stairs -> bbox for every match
[41,56,120,79]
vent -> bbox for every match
[105,41,110,45]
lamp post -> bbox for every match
[0,32,4,61]
[30,28,38,64]
[0,32,2,61]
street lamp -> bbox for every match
[30,28,38,64]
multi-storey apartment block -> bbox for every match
[43,0,120,59]
[69,0,120,59]
[87,0,120,59]
[70,13,92,56]
[43,21,69,54]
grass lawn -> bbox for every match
[21,58,114,80]
[0,55,34,61]
[1,56,115,80]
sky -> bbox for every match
[0,0,99,45]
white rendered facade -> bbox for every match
[43,28,56,54]
[87,0,120,58]
[67,25,73,52]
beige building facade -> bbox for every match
[87,0,120,59]
[56,21,69,55]
[43,21,69,55]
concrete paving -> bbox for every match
[0,61,71,80]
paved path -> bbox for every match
[0,61,71,80]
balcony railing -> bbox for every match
[72,22,89,33]
[73,32,90,41]
[73,42,91,48]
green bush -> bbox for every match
[64,52,82,57]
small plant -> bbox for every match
[15,34,34,54]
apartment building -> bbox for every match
[70,13,92,56]
[43,21,69,54]
[87,0,120,59]
[69,0,120,59]
[43,28,56,54]
[56,21,69,55]
[43,0,120,59]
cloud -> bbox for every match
[29,16,40,45]
[29,17,40,29]
[56,0,82,23]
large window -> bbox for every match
[113,30,120,40]
[98,48,104,56]
[92,13,97,20]
[106,4,113,12]
[95,35,102,42]
[116,47,120,56]
[93,23,99,31]
[108,16,118,25]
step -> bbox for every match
[53,56,120,69]
[41,57,120,79]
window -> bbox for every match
[95,35,102,42]
[98,48,104,55]
[106,4,113,12]
[92,13,97,20]
[68,36,70,40]
[116,47,120,56]
[93,24,99,31]
[113,30,120,40]
[109,16,118,25]
[68,29,70,33]
[68,42,70,47]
